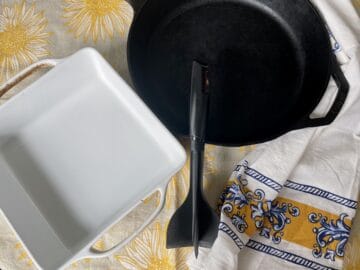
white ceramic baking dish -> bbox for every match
[0,48,186,269]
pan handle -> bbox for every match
[294,55,349,129]
[73,183,167,261]
[0,59,62,98]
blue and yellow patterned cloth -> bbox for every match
[190,127,360,270]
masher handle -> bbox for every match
[190,61,209,257]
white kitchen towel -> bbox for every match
[188,1,360,270]
[187,128,318,270]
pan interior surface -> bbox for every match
[128,0,330,145]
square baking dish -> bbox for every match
[0,48,186,269]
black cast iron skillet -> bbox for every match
[125,0,349,256]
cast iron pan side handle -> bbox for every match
[294,55,349,129]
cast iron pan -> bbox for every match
[125,0,349,255]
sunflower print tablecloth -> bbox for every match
[0,1,359,270]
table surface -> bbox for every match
[0,1,359,270]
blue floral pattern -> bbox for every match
[218,172,300,244]
[308,213,351,261]
[232,214,248,233]
[220,176,251,213]
[217,162,355,267]
[252,200,300,244]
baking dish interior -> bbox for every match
[0,48,186,269]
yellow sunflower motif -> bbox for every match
[240,145,256,153]
[344,234,360,270]
[142,143,191,210]
[143,144,215,210]
[63,0,133,43]
[164,155,190,210]
[115,221,191,270]
[0,1,50,83]
[14,242,34,268]
[143,143,239,210]
[353,0,360,9]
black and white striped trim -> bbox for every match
[284,180,358,210]
[219,222,245,249]
[246,240,338,270]
[233,161,358,209]
[234,161,282,192]
[219,223,338,270]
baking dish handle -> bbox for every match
[0,58,61,98]
[78,183,167,259]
